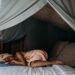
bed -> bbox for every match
[0,63,75,75]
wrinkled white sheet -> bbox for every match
[0,64,75,75]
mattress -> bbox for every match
[0,64,75,75]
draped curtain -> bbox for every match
[0,0,46,42]
[48,0,75,31]
[0,0,75,54]
[0,0,75,42]
[0,0,46,31]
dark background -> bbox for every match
[1,17,75,58]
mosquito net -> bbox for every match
[0,0,75,42]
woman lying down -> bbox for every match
[0,50,63,68]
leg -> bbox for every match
[30,60,64,68]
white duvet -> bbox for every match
[0,64,75,75]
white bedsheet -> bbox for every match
[0,64,75,75]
